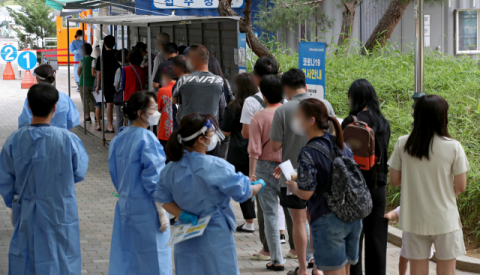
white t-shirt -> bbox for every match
[240,91,264,125]
[388,135,470,235]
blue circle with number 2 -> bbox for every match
[18,51,36,70]
[1,45,17,62]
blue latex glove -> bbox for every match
[179,211,199,225]
[252,179,266,194]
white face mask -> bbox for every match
[147,111,161,126]
[186,59,195,72]
[203,134,218,152]
[291,117,306,136]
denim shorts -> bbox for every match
[311,213,362,271]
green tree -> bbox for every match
[7,0,55,48]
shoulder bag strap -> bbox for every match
[306,142,335,163]
[129,65,143,89]
[185,156,236,231]
[252,95,267,109]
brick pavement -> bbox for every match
[0,68,477,275]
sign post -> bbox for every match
[298,42,326,100]
[1,45,17,80]
[237,33,247,73]
[18,51,37,89]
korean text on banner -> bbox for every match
[298,42,326,100]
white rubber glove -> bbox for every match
[155,202,169,232]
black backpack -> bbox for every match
[307,141,372,222]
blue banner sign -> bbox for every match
[298,42,326,100]
[237,33,247,73]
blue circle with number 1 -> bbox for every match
[1,45,17,62]
[18,51,36,70]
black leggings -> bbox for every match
[350,184,388,275]
[234,163,256,220]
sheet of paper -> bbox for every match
[279,160,294,181]
[279,160,295,195]
[92,90,105,103]
[166,215,211,247]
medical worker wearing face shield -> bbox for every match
[108,91,173,275]
[154,113,266,275]
[18,64,80,129]
[0,83,89,275]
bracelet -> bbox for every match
[249,175,256,178]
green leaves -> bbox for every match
[7,0,55,48]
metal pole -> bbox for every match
[186,24,190,46]
[67,19,71,97]
[217,22,224,70]
[147,25,153,92]
[100,24,106,146]
[413,0,425,118]
[121,25,125,126]
[82,23,86,134]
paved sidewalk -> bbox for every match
[0,69,477,274]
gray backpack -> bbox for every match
[307,142,372,222]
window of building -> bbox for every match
[456,9,479,54]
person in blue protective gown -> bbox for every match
[18,64,80,129]
[154,113,266,275]
[0,83,89,275]
[69,30,84,87]
[108,91,174,275]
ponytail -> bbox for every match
[45,75,55,83]
[165,113,218,162]
[328,116,344,150]
[299,98,344,150]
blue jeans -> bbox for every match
[255,160,286,265]
[311,213,362,271]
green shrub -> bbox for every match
[248,43,480,244]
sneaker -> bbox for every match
[280,234,286,244]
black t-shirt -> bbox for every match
[342,110,391,186]
[95,50,120,95]
[153,57,174,84]
[221,106,249,167]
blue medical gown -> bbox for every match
[18,91,80,130]
[108,126,172,275]
[69,39,83,83]
[0,125,89,275]
[154,151,252,275]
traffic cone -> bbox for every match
[3,62,15,80]
[21,70,34,89]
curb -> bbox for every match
[388,225,480,273]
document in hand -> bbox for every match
[279,160,295,195]
[92,90,105,103]
[166,215,212,247]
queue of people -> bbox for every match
[0,33,470,275]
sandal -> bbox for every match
[308,262,314,269]
[250,252,270,261]
[96,127,102,131]
[105,129,115,133]
[266,262,285,271]
[287,267,300,275]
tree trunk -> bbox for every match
[361,0,411,54]
[337,0,358,48]
[218,0,279,67]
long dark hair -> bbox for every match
[122,92,156,121]
[404,95,450,160]
[208,55,227,89]
[299,98,344,149]
[228,73,257,116]
[348,79,389,134]
[166,113,219,161]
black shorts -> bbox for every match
[279,187,307,209]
